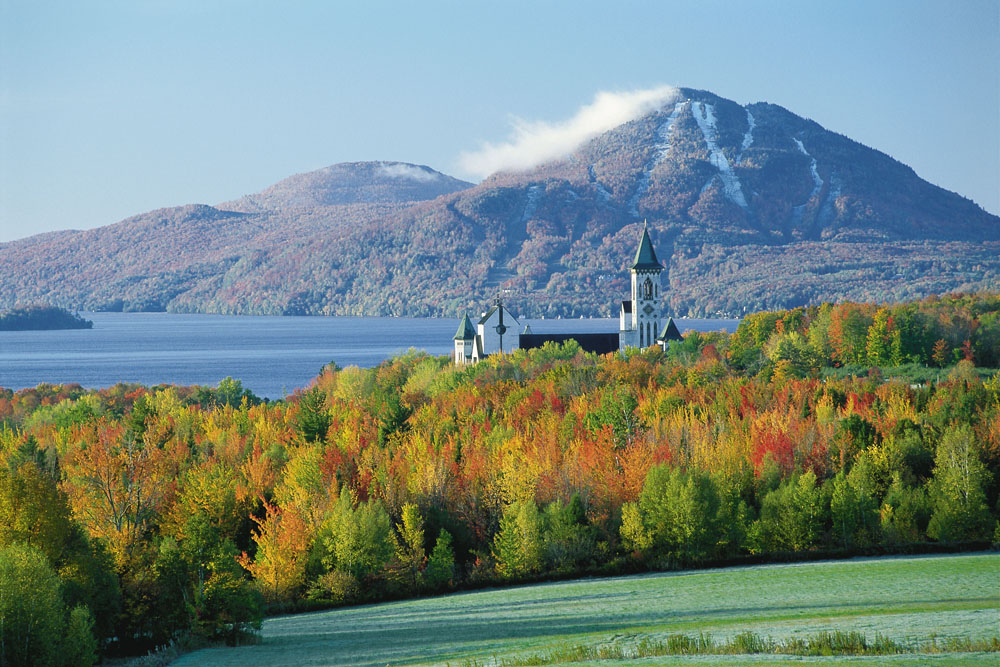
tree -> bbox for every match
[542,495,595,572]
[296,387,331,443]
[0,463,73,564]
[424,529,455,590]
[492,500,544,578]
[320,489,394,581]
[61,423,163,566]
[828,304,873,365]
[620,465,723,565]
[926,425,993,542]
[880,474,931,544]
[0,542,83,667]
[752,472,826,553]
[394,503,426,589]
[830,468,879,549]
[156,512,263,644]
[239,502,311,604]
[865,308,893,366]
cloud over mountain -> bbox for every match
[458,85,678,178]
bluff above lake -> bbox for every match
[1,90,996,317]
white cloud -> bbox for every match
[378,162,440,182]
[458,85,678,178]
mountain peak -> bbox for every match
[1,89,996,317]
[220,160,473,213]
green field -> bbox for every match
[173,553,1000,666]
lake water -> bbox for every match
[0,313,738,399]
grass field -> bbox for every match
[173,553,1000,666]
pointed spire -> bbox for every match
[630,221,662,271]
[656,317,683,342]
[453,313,476,340]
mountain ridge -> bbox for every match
[1,90,997,317]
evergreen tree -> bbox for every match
[424,529,455,590]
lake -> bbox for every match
[0,313,738,399]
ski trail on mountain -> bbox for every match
[793,138,824,201]
[691,102,748,208]
[588,165,614,204]
[739,108,755,160]
[628,101,685,217]
[521,185,542,222]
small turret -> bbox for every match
[453,313,476,364]
[656,317,683,351]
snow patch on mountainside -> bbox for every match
[629,101,686,217]
[521,185,542,222]
[739,109,755,160]
[793,138,824,201]
[691,102,748,208]
[819,173,842,225]
[588,165,614,204]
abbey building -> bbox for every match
[454,223,681,365]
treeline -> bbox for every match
[728,292,1000,373]
[1,296,999,663]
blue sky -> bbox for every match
[1,0,997,242]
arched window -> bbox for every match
[643,278,653,299]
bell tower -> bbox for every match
[629,222,663,348]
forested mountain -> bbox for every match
[1,90,997,316]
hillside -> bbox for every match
[1,90,997,316]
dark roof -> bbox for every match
[630,225,662,271]
[656,317,683,342]
[453,313,476,340]
[621,300,632,313]
[520,333,620,355]
[477,304,498,325]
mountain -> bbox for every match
[1,90,997,318]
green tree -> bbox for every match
[865,308,893,366]
[492,500,544,578]
[880,474,931,544]
[752,472,826,553]
[620,465,723,565]
[542,495,595,572]
[320,489,394,580]
[156,512,263,644]
[927,425,993,541]
[394,503,426,588]
[830,467,879,549]
[64,605,99,667]
[0,542,67,667]
[296,387,331,443]
[424,529,455,590]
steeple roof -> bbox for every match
[630,222,662,271]
[453,313,476,340]
[656,317,683,342]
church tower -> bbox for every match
[619,222,664,349]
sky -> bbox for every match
[1,0,997,243]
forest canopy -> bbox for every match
[0,292,998,662]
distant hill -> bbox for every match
[1,91,997,317]
[220,161,474,212]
